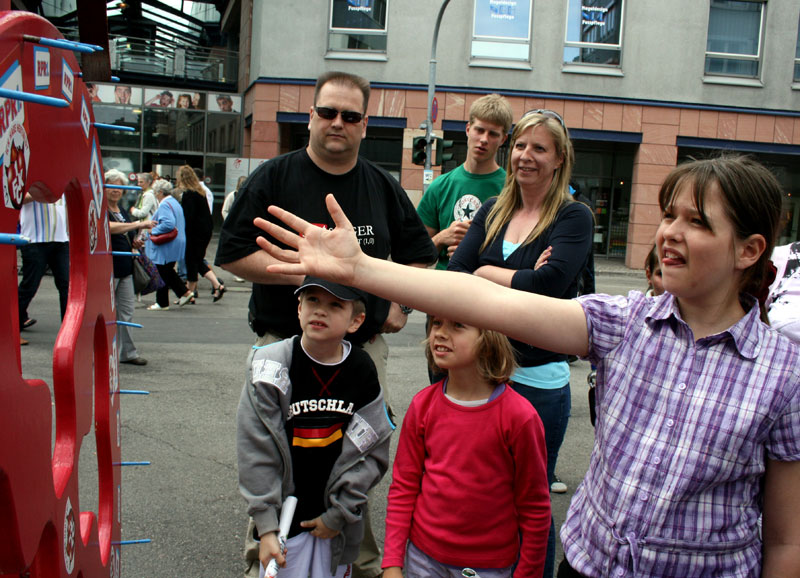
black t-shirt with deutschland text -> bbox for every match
[286,338,380,538]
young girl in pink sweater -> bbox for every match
[382,317,551,577]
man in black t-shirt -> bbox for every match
[216,71,436,578]
[216,71,436,359]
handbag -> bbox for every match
[149,201,178,245]
[132,253,165,295]
[149,228,177,245]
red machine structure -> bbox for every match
[0,10,122,578]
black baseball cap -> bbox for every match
[295,276,367,304]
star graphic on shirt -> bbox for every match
[453,195,483,223]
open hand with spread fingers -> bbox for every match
[255,194,366,284]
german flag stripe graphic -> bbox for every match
[292,423,344,448]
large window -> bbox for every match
[89,82,243,207]
[328,0,388,53]
[207,114,241,154]
[564,0,624,67]
[94,104,141,148]
[102,151,140,177]
[471,0,532,63]
[705,0,765,78]
[143,109,205,151]
[795,16,800,83]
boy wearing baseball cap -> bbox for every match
[237,276,394,578]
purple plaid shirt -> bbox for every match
[562,291,800,577]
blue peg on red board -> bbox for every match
[113,539,152,545]
[94,122,136,132]
[22,34,102,53]
[0,87,69,107]
[0,233,31,246]
[104,184,141,191]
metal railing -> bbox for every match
[59,29,237,84]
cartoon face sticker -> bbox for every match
[104,211,111,252]
[88,199,99,254]
[110,545,120,578]
[89,140,103,209]
[63,497,76,573]
[3,122,29,210]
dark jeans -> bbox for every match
[18,242,70,322]
[155,262,189,307]
[511,382,571,578]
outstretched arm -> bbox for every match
[257,195,590,356]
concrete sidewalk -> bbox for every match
[594,256,641,277]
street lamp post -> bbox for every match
[423,0,451,193]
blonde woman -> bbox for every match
[448,110,593,578]
[175,165,225,302]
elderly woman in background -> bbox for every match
[175,165,226,302]
[448,109,593,578]
[146,179,194,311]
[105,168,154,364]
[130,172,158,222]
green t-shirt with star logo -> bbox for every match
[416,165,506,269]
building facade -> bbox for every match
[239,0,800,266]
[39,1,243,212]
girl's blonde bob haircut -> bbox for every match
[425,322,518,386]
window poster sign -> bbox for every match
[582,5,607,26]
[473,0,531,40]
[566,0,621,45]
[144,88,176,108]
[85,83,143,105]
[209,94,240,113]
[225,157,268,194]
[331,0,388,31]
[143,88,206,110]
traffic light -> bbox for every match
[412,136,427,166]
[435,137,454,166]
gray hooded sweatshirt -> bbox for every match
[237,337,394,573]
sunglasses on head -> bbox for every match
[314,106,364,124]
[523,108,566,129]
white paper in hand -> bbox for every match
[259,496,298,578]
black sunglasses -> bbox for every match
[314,106,364,124]
[523,108,566,129]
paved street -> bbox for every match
[16,248,645,578]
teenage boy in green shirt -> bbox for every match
[417,93,513,269]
